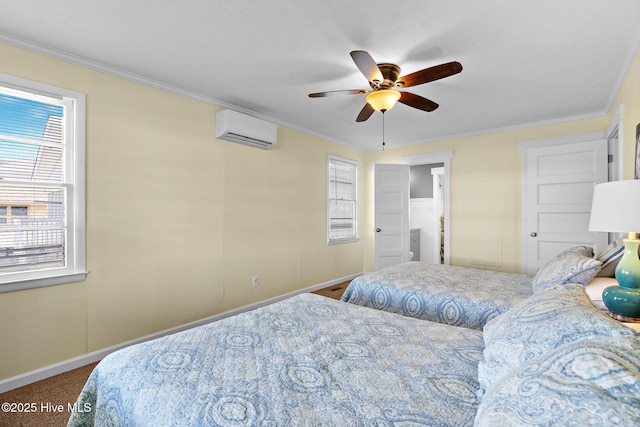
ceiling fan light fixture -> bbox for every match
[366,89,401,112]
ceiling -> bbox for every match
[1,1,639,151]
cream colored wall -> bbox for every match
[362,118,607,273]
[1,40,638,383]
[0,43,364,380]
[607,48,640,179]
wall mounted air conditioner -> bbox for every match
[215,109,277,149]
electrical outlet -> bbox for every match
[252,276,259,287]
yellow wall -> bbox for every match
[607,47,640,180]
[0,43,364,380]
[0,40,638,382]
[362,118,607,273]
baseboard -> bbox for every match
[0,273,362,394]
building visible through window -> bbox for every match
[0,74,86,290]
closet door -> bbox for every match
[522,137,608,275]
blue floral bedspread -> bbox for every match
[68,293,484,427]
[341,262,533,330]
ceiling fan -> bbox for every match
[309,50,462,122]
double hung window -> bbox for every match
[0,74,85,291]
[327,154,359,244]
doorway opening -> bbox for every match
[409,163,444,263]
[401,151,452,265]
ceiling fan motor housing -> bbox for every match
[372,63,401,89]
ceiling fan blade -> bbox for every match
[309,89,368,98]
[397,61,462,87]
[350,50,384,83]
[355,103,375,122]
[398,92,439,112]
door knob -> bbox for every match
[530,232,537,237]
[375,228,381,232]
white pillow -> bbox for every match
[584,277,617,310]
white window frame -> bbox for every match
[0,73,86,292]
[327,154,359,244]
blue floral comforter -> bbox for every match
[68,293,484,427]
[341,262,533,330]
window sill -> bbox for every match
[0,271,87,293]
[328,237,360,245]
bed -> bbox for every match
[68,293,485,426]
[68,284,640,426]
[341,262,533,330]
[340,242,616,331]
[69,246,639,426]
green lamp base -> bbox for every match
[603,285,640,319]
[603,239,640,318]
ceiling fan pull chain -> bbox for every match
[382,111,386,150]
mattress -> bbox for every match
[341,262,533,330]
[68,293,484,426]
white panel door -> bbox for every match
[374,164,410,271]
[524,139,608,275]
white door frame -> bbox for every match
[518,132,605,273]
[431,167,444,263]
[606,104,624,182]
[401,151,453,265]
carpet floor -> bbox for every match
[0,362,97,427]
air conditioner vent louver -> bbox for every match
[225,132,271,147]
[215,110,277,149]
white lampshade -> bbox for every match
[588,180,640,233]
[366,89,401,112]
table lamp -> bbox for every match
[588,180,640,319]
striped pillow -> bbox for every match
[595,238,625,277]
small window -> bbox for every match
[11,206,27,216]
[0,74,86,292]
[327,154,359,244]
